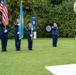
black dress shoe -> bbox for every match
[53,46,57,47]
[29,49,32,50]
[16,49,20,51]
[2,50,7,52]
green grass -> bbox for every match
[0,38,75,75]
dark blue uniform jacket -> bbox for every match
[13,22,19,35]
[0,21,10,37]
[52,26,59,36]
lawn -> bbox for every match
[0,38,75,75]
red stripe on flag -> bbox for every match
[0,1,8,26]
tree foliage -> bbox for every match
[0,0,76,38]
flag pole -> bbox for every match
[74,2,76,63]
[75,29,76,62]
[19,0,22,40]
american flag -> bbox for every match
[0,0,8,26]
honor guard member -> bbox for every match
[52,22,59,47]
[14,17,21,51]
[0,21,10,52]
[27,21,34,50]
[0,21,1,38]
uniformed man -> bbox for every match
[0,21,10,52]
[13,17,21,51]
[52,22,59,47]
[27,21,34,50]
[0,22,1,38]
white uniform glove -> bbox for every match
[30,34,32,37]
[4,30,8,33]
[17,32,21,34]
[17,23,20,26]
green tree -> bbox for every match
[0,0,76,38]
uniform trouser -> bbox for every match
[52,35,58,47]
[1,36,8,51]
[28,36,33,50]
[14,35,21,50]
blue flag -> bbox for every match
[19,1,24,40]
[31,16,36,31]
